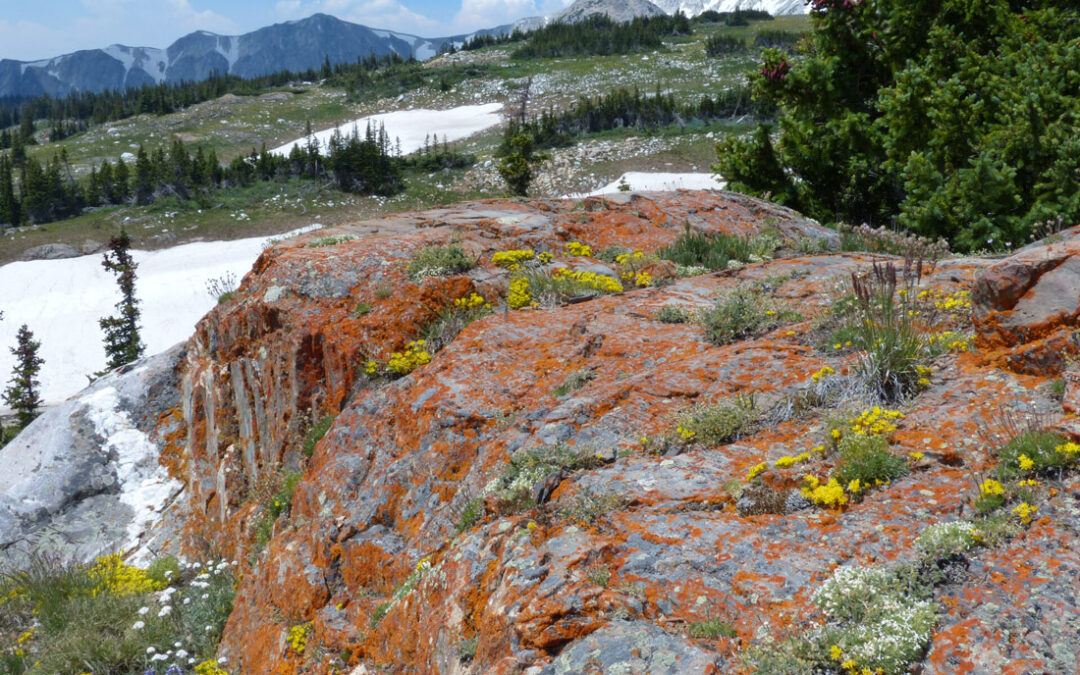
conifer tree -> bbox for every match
[2,324,44,429]
[99,230,144,371]
[0,154,18,226]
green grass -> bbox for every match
[552,368,597,397]
[407,243,476,280]
[994,429,1071,479]
[698,284,801,345]
[688,618,737,639]
[676,394,758,446]
[301,415,335,459]
[0,554,235,674]
[659,228,778,272]
[834,434,908,486]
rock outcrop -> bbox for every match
[0,345,186,565]
[14,190,1079,673]
[158,192,1080,673]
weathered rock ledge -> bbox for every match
[24,191,1080,674]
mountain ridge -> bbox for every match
[0,13,500,100]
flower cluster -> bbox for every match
[89,554,164,597]
[453,293,490,311]
[774,452,811,468]
[1012,501,1038,524]
[632,271,653,288]
[847,407,904,438]
[802,475,848,508]
[979,479,1005,497]
[1057,441,1080,458]
[508,277,532,309]
[492,249,534,270]
[387,341,432,375]
[676,424,696,441]
[565,241,593,257]
[811,366,835,383]
[916,521,982,558]
[551,268,623,293]
[286,622,310,655]
[746,462,768,481]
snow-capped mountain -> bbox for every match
[650,0,808,16]
[555,0,668,24]
[0,14,467,99]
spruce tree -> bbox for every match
[99,230,144,371]
[2,324,44,429]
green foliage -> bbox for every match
[307,235,356,248]
[677,395,758,445]
[688,618,737,639]
[705,35,745,56]
[456,636,479,662]
[351,302,373,317]
[848,261,931,401]
[254,471,303,550]
[407,244,476,280]
[1050,378,1066,399]
[488,445,606,514]
[456,498,484,534]
[558,493,627,525]
[552,368,596,397]
[698,285,800,345]
[2,325,44,429]
[99,231,145,372]
[838,223,950,260]
[715,1,1080,251]
[655,305,690,324]
[513,14,691,59]
[834,434,908,486]
[302,415,335,459]
[585,564,611,587]
[915,521,981,561]
[994,429,1070,480]
[144,555,181,587]
[658,227,778,271]
[497,132,545,197]
[0,554,236,675]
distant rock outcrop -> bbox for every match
[555,0,668,24]
[650,0,808,16]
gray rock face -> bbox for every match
[555,0,668,24]
[649,0,807,16]
[17,243,81,261]
[539,620,722,674]
[0,345,186,567]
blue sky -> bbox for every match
[0,0,574,61]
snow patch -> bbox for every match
[269,102,504,158]
[81,384,182,563]
[576,171,726,197]
[0,225,322,410]
[104,45,135,72]
[215,36,240,70]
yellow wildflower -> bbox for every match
[1013,501,1038,525]
[1018,454,1035,471]
[979,479,1005,497]
[830,644,844,661]
[747,462,769,481]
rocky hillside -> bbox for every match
[555,0,668,24]
[103,189,1077,673]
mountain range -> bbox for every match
[0,0,807,101]
[0,13,488,100]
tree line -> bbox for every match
[512,14,693,59]
[0,122,475,227]
[497,85,775,156]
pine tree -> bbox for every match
[2,324,44,429]
[0,154,18,226]
[99,230,144,371]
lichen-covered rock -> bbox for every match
[974,228,1080,374]
[155,194,1080,674]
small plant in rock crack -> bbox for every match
[205,272,238,304]
[301,415,335,459]
[407,243,476,280]
[307,235,356,248]
[674,394,758,446]
[552,368,596,397]
[698,284,801,345]
[655,304,690,324]
[848,258,935,401]
[483,445,608,515]
[658,225,780,271]
[422,292,493,352]
[253,470,303,551]
[687,617,737,640]
[557,492,627,525]
[585,564,611,587]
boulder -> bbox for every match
[0,345,186,566]
[973,234,1080,373]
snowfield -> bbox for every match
[0,227,319,412]
[579,172,727,197]
[270,102,505,157]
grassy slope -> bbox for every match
[2,15,808,264]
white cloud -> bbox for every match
[273,0,439,34]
